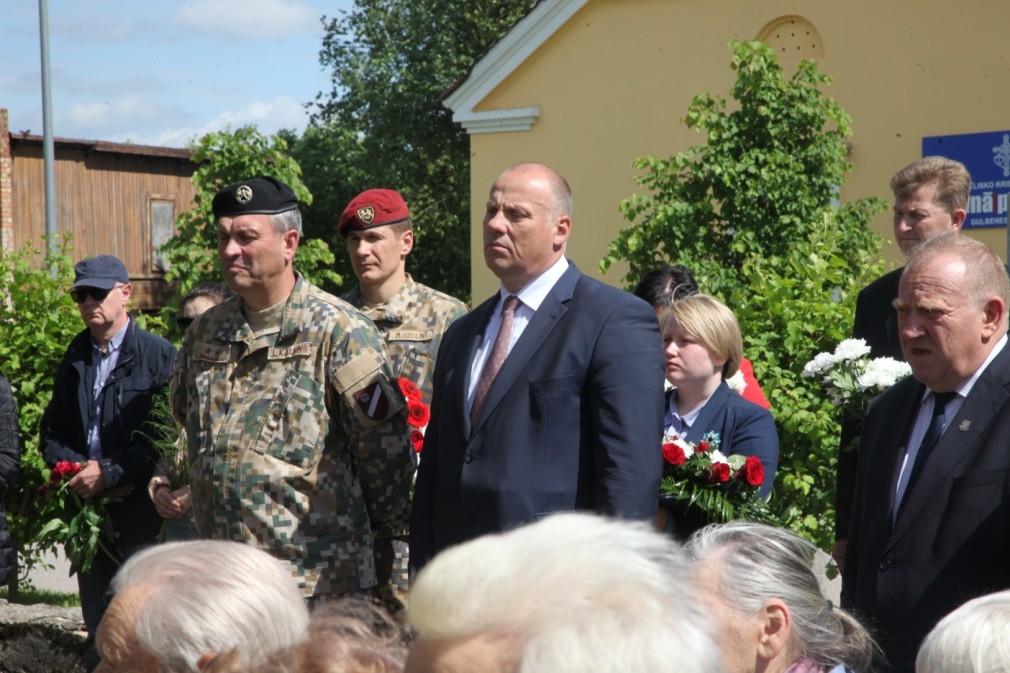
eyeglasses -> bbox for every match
[176,317,194,330]
[69,285,120,304]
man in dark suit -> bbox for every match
[834,157,969,570]
[410,162,664,571]
[842,233,1010,673]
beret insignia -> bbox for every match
[235,185,254,204]
[357,206,375,224]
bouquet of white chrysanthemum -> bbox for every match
[802,338,911,420]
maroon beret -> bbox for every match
[338,189,411,239]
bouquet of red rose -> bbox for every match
[397,378,429,455]
[659,432,777,529]
[36,461,115,574]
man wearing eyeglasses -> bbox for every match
[40,254,176,672]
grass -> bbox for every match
[0,586,80,607]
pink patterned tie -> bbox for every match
[470,295,520,426]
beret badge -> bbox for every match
[235,185,254,204]
[357,205,375,224]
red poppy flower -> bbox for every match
[397,378,422,403]
[407,400,430,428]
[411,429,425,454]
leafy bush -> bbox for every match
[0,239,84,597]
[603,40,887,549]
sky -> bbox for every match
[1,0,355,148]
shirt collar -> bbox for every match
[498,257,569,311]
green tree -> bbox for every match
[603,40,887,550]
[305,0,535,302]
[160,126,340,300]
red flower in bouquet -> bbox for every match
[36,461,114,575]
[662,441,686,466]
[738,455,765,488]
[709,462,731,484]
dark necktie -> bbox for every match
[470,295,520,427]
[898,390,957,513]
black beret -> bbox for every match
[212,176,298,219]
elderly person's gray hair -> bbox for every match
[916,589,1010,673]
[685,521,877,672]
[408,512,721,673]
[110,540,309,673]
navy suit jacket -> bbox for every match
[842,342,1010,673]
[410,263,665,570]
[670,382,779,496]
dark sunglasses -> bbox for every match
[69,286,116,304]
[176,317,194,330]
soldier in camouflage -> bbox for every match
[171,176,414,604]
[339,188,468,401]
[338,188,468,617]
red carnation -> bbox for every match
[397,378,422,403]
[662,442,686,466]
[407,400,430,428]
[411,429,425,454]
[696,440,712,453]
[709,462,731,483]
[738,455,765,488]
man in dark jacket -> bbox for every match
[40,255,176,672]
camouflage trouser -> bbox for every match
[373,538,410,622]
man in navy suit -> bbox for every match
[842,233,1010,673]
[834,157,969,571]
[410,163,664,571]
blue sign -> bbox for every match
[923,130,1010,229]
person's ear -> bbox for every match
[401,229,415,257]
[755,599,792,661]
[196,652,217,671]
[981,297,1006,339]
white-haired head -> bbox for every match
[917,589,1010,673]
[407,512,721,673]
[104,540,309,672]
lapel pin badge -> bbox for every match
[959,420,971,432]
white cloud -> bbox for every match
[143,95,310,148]
[173,0,320,38]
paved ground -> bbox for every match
[26,549,77,595]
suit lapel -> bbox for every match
[889,345,1010,545]
[859,378,922,531]
[471,264,579,430]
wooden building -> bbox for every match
[0,108,197,310]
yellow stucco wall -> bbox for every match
[465,0,1010,300]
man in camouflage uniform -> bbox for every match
[338,188,468,616]
[171,176,414,605]
[339,188,468,401]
